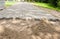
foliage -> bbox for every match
[57,1,60,7]
[33,2,60,11]
[5,1,16,7]
[29,0,60,7]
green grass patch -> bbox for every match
[33,2,60,11]
[5,1,16,7]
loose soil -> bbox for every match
[0,18,60,39]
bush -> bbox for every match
[33,0,58,7]
[48,0,57,7]
[57,1,60,7]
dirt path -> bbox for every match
[0,2,58,20]
[33,5,60,18]
[0,2,60,39]
[0,19,60,39]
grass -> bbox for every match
[33,2,60,11]
[5,1,16,7]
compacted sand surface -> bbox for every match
[0,18,60,39]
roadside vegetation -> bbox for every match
[27,0,60,11]
[33,2,60,11]
[5,1,16,7]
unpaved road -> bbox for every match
[0,2,60,39]
[0,2,58,20]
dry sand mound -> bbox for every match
[0,18,60,39]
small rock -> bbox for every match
[0,25,5,34]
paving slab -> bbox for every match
[0,2,58,20]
